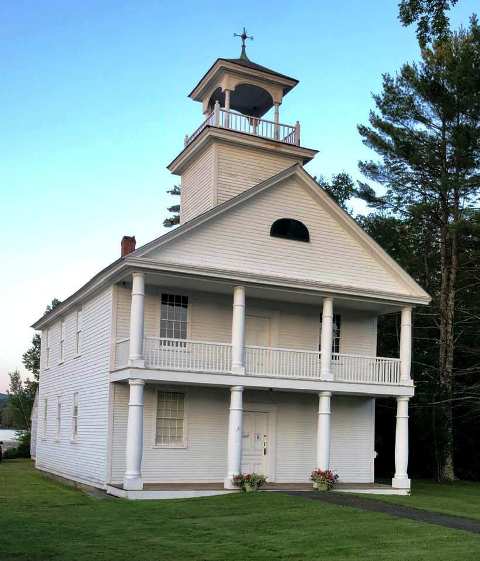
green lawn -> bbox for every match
[2,460,480,561]
[356,480,480,520]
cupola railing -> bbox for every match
[185,102,301,147]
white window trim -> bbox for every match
[42,398,48,440]
[59,319,65,364]
[71,392,79,442]
[55,397,61,442]
[45,330,50,370]
[74,308,82,357]
[152,387,188,449]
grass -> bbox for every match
[355,479,480,521]
[1,460,480,561]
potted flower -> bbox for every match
[310,469,339,491]
[233,473,267,492]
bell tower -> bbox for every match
[168,32,318,224]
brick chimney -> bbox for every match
[121,235,136,257]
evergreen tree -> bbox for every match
[399,0,460,46]
[357,17,480,480]
[163,185,181,227]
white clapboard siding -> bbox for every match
[114,288,378,356]
[216,143,300,205]
[110,386,375,484]
[180,142,301,224]
[148,175,412,295]
[180,144,216,223]
[36,287,114,488]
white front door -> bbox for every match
[241,411,269,475]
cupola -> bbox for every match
[168,30,318,224]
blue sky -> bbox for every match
[0,0,477,392]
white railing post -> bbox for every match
[224,90,231,128]
[392,396,411,490]
[214,100,221,127]
[231,286,246,375]
[128,272,145,368]
[400,306,413,384]
[320,297,334,381]
[294,121,301,145]
[224,385,244,489]
[123,379,145,490]
[316,391,332,470]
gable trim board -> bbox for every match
[32,165,429,331]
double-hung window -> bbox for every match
[155,391,186,447]
[45,330,50,369]
[75,309,82,356]
[56,397,62,440]
[43,398,48,439]
[59,319,65,363]
[160,294,188,343]
[72,393,79,441]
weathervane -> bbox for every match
[234,27,253,60]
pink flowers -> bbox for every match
[233,473,267,492]
[310,469,339,490]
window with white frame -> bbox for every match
[43,398,48,438]
[45,330,50,368]
[59,319,65,363]
[75,309,82,355]
[155,391,185,447]
[160,294,188,340]
[72,393,79,440]
[56,397,61,440]
[319,313,341,354]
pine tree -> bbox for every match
[357,17,480,480]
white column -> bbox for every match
[392,396,411,490]
[273,102,280,139]
[231,286,246,375]
[214,100,221,126]
[320,297,334,381]
[224,90,231,128]
[128,272,145,368]
[400,306,412,383]
[123,379,145,490]
[316,391,332,470]
[224,385,244,489]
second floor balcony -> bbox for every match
[114,336,402,386]
[185,102,301,148]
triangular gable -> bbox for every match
[134,166,429,302]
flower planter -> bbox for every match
[244,483,255,493]
[313,482,329,491]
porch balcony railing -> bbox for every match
[114,337,402,385]
[185,107,300,147]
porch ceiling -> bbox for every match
[117,270,405,315]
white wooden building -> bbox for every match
[32,47,430,499]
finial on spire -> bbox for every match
[233,27,253,60]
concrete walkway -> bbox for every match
[283,490,480,535]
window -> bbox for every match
[155,391,185,447]
[75,309,82,355]
[56,397,61,440]
[72,393,79,441]
[45,330,50,368]
[270,218,310,242]
[59,319,65,363]
[319,313,341,354]
[43,398,48,439]
[160,294,188,340]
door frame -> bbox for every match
[243,403,277,482]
